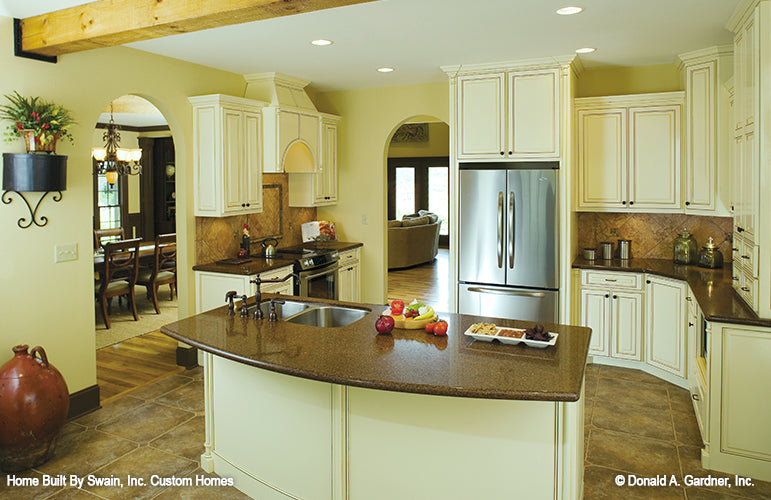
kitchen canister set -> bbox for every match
[584,240,632,261]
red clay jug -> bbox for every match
[0,345,69,472]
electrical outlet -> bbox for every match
[361,214,368,225]
[55,243,78,263]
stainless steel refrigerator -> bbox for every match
[458,162,559,322]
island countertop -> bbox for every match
[161,296,591,402]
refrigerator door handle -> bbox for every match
[497,191,504,268]
[466,286,546,298]
[508,191,515,269]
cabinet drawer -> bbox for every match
[581,270,643,290]
[257,265,295,282]
[739,273,758,311]
[338,248,360,266]
[737,238,758,277]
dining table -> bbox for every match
[93,242,157,271]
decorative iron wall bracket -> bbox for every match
[2,190,62,228]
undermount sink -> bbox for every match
[251,299,312,319]
[283,306,368,328]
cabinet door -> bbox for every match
[684,61,716,212]
[645,276,687,378]
[733,133,744,232]
[196,272,250,313]
[315,122,338,204]
[278,110,299,165]
[244,111,263,210]
[222,108,245,214]
[628,105,681,210]
[610,291,643,361]
[457,73,505,159]
[741,129,757,239]
[299,112,320,168]
[577,108,627,210]
[337,266,352,303]
[349,261,361,302]
[580,288,610,357]
[508,69,559,158]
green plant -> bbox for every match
[0,91,76,146]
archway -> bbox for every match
[384,116,451,312]
[91,94,182,403]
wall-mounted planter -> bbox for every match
[2,153,67,192]
[2,153,67,228]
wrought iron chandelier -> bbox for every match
[91,104,142,186]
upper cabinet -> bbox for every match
[678,46,733,216]
[189,94,266,217]
[263,106,321,173]
[288,114,340,207]
[576,93,683,212]
[455,67,560,160]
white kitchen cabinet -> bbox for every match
[576,93,683,212]
[456,68,559,160]
[195,265,295,313]
[678,47,733,215]
[337,247,361,303]
[262,106,323,173]
[685,288,709,444]
[579,271,643,361]
[703,321,771,481]
[190,94,266,217]
[288,115,340,207]
[645,275,688,379]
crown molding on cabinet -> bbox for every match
[676,45,734,69]
[441,55,578,79]
[573,91,685,109]
[726,0,764,32]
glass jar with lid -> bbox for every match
[673,229,697,265]
[697,237,724,269]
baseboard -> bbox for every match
[67,384,100,420]
[176,346,198,369]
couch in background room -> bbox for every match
[388,211,441,269]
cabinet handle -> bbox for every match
[732,276,739,281]
[685,201,691,206]
[692,394,700,401]
[737,226,745,232]
[741,255,750,259]
[732,248,740,252]
[604,278,617,282]
[741,287,750,292]
[685,297,692,301]
[604,294,609,298]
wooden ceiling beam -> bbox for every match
[19,0,378,57]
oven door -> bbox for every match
[297,261,339,300]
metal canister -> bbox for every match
[583,248,596,260]
[599,242,613,260]
[618,240,631,260]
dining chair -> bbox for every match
[95,238,141,329]
[94,227,125,250]
[137,233,177,314]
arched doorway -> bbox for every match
[385,117,451,312]
[91,94,182,403]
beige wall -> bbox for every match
[576,63,682,97]
[0,15,245,394]
[388,122,450,158]
[315,82,449,303]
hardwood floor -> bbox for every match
[387,248,450,313]
[96,330,184,404]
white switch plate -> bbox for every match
[361,214,368,225]
[55,243,78,263]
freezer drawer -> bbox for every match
[458,283,558,323]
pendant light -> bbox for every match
[92,103,142,186]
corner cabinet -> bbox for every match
[288,114,340,207]
[190,95,267,217]
[455,67,560,160]
[337,247,361,302]
[576,93,683,212]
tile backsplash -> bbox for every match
[195,173,317,264]
[576,213,734,262]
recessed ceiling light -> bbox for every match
[377,67,394,73]
[556,6,583,15]
[311,39,333,46]
[575,47,596,54]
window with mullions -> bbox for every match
[95,174,122,233]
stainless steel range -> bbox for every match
[270,244,340,299]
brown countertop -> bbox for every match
[192,241,363,276]
[161,296,591,402]
[573,257,771,327]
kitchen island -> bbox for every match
[161,297,591,499]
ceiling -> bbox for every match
[1,0,740,92]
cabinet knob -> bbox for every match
[246,203,250,207]
[685,201,691,206]
[621,201,627,205]
[612,295,617,299]
[629,201,634,206]
[604,294,609,298]
[689,322,694,327]
[499,151,505,156]
[508,151,513,155]
[732,276,739,281]
[646,280,651,284]
[692,394,700,401]
[241,203,246,207]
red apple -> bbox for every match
[375,314,395,334]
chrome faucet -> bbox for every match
[249,273,298,319]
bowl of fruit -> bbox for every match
[383,299,438,330]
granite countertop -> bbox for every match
[161,296,591,402]
[192,241,363,276]
[573,257,771,327]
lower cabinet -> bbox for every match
[337,248,361,302]
[645,275,688,378]
[579,272,643,361]
[195,265,295,313]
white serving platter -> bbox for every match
[463,325,558,349]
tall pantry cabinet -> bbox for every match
[727,0,771,318]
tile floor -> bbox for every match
[2,363,769,499]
